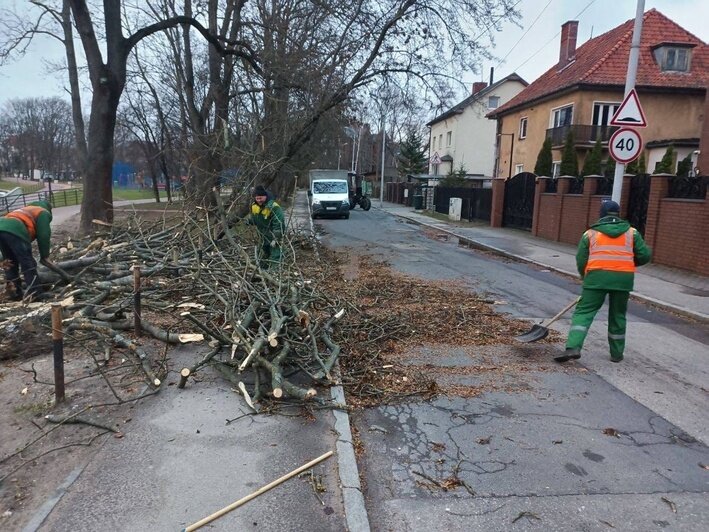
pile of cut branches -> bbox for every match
[0,202,347,410]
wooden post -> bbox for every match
[51,304,65,403]
[133,265,142,337]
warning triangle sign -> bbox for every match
[610,89,647,127]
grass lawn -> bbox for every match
[112,188,169,201]
[0,179,43,193]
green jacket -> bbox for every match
[576,215,651,292]
[0,200,53,259]
[248,198,285,244]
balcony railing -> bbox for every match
[546,124,619,146]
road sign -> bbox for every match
[610,88,647,127]
[430,152,441,165]
[609,128,643,163]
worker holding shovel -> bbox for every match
[0,200,59,301]
[555,200,651,363]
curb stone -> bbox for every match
[384,209,709,323]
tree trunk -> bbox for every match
[79,86,120,232]
[62,0,88,177]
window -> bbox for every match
[551,105,573,128]
[552,161,561,178]
[313,181,348,194]
[592,102,620,127]
[439,134,443,147]
[432,137,436,149]
[515,164,524,174]
[654,46,691,72]
[519,117,528,139]
[488,96,500,109]
[446,131,452,146]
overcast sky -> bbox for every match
[0,0,706,107]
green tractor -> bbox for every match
[347,172,372,211]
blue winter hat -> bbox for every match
[599,200,620,217]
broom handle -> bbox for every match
[544,296,580,327]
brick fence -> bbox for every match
[491,174,708,276]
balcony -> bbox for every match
[546,124,619,147]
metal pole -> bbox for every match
[611,0,645,203]
[380,113,386,208]
[350,137,356,172]
[51,304,65,403]
[509,134,515,178]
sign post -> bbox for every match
[610,0,646,204]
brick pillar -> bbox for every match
[583,175,599,227]
[556,176,572,241]
[619,174,634,218]
[644,173,671,249]
[532,177,550,236]
[491,178,506,227]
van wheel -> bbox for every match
[343,213,350,219]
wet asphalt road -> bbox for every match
[314,205,709,532]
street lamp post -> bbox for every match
[380,112,386,208]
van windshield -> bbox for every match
[313,181,348,194]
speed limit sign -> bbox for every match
[609,128,643,163]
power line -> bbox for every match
[511,0,599,73]
[496,0,554,69]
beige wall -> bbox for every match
[496,89,706,176]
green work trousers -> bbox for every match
[259,242,282,270]
[566,288,629,360]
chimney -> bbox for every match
[559,20,579,68]
[472,82,488,95]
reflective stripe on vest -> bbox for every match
[585,228,635,274]
[4,205,46,240]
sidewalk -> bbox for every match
[376,201,709,322]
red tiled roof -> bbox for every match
[490,9,708,117]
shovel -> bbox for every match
[515,296,580,343]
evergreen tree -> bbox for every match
[559,130,579,176]
[626,152,648,175]
[440,163,467,187]
[604,157,616,178]
[676,153,693,177]
[655,145,676,174]
[534,137,553,176]
[581,138,603,176]
[397,130,428,177]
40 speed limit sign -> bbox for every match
[609,127,643,163]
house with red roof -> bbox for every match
[488,9,708,177]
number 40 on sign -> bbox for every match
[609,127,643,164]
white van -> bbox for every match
[309,172,350,219]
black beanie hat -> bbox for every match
[253,185,268,196]
[599,199,620,217]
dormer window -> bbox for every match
[653,44,693,72]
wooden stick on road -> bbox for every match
[182,451,334,532]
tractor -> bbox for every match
[347,172,372,211]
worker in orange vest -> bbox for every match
[0,200,55,301]
[556,200,651,363]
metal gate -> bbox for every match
[503,172,536,230]
[627,174,650,235]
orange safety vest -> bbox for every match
[585,228,636,274]
[4,205,46,240]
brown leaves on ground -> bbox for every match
[300,247,551,407]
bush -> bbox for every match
[559,130,578,177]
[534,137,553,176]
[582,138,603,176]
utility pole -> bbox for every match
[611,0,645,203]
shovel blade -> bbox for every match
[515,324,549,343]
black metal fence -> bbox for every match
[433,186,492,222]
[567,177,584,194]
[668,175,708,199]
[0,189,83,215]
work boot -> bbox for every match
[610,356,623,363]
[554,348,581,363]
